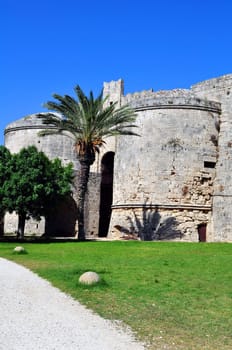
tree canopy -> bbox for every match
[1,146,73,238]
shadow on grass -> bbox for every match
[0,236,80,244]
[77,278,109,289]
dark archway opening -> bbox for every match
[198,223,207,242]
[98,152,115,237]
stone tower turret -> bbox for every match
[103,79,124,106]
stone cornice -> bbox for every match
[111,203,211,211]
[133,104,220,113]
[4,125,57,135]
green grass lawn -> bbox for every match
[0,241,231,349]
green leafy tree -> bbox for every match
[2,146,73,239]
[0,146,12,235]
[39,85,138,240]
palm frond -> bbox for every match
[39,84,139,157]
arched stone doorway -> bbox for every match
[98,152,115,237]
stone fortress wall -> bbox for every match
[191,75,232,241]
[3,74,232,241]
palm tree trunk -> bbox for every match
[17,212,26,240]
[76,161,90,240]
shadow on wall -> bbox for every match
[126,203,183,241]
[45,195,78,237]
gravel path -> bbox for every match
[0,258,145,350]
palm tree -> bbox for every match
[39,85,138,240]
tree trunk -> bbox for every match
[17,212,26,240]
[0,213,4,237]
[76,161,91,240]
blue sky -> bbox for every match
[1,0,231,145]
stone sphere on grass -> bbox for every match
[13,246,27,254]
[79,271,100,285]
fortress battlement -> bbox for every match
[103,79,221,111]
[122,89,221,112]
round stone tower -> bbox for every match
[4,113,79,169]
[107,88,221,241]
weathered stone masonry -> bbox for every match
[107,81,220,241]
[3,74,232,241]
